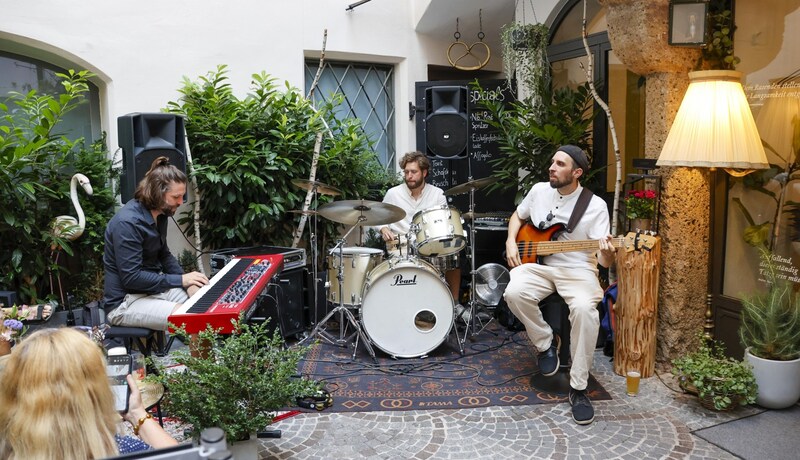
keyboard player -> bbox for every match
[104,157,209,332]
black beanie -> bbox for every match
[557,145,590,172]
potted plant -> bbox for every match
[500,22,549,101]
[150,319,320,452]
[739,246,800,408]
[475,80,595,202]
[672,333,757,411]
[624,189,658,231]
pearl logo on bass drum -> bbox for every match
[390,274,418,286]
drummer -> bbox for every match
[377,151,462,309]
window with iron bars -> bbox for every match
[304,60,395,167]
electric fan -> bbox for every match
[474,263,510,306]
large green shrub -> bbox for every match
[0,70,116,304]
[167,66,394,251]
[476,80,595,202]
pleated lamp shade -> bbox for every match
[657,70,769,170]
[755,77,800,166]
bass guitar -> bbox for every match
[515,222,656,265]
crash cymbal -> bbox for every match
[288,209,318,216]
[291,179,342,196]
[318,200,405,226]
[444,176,499,196]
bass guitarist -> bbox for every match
[503,145,616,426]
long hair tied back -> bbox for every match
[134,155,187,209]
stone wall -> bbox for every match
[600,0,710,366]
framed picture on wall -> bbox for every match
[669,1,708,46]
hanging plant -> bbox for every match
[700,0,740,70]
[500,22,550,107]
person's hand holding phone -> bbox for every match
[123,374,148,425]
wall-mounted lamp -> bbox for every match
[657,70,768,174]
[668,0,709,47]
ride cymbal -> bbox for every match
[318,200,405,226]
[291,179,342,196]
[444,176,499,196]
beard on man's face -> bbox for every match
[549,175,572,189]
[161,205,177,217]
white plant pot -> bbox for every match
[745,348,800,409]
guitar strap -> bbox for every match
[565,187,594,233]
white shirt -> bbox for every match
[516,182,610,270]
[381,182,447,236]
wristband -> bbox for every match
[132,413,153,436]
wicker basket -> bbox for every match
[699,392,743,411]
[680,375,742,411]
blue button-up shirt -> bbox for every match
[103,200,184,310]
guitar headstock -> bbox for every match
[622,231,658,253]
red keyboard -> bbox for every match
[168,254,283,334]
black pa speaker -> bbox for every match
[424,86,468,159]
[118,113,187,203]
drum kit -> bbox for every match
[291,176,502,360]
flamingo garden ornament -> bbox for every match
[52,173,93,241]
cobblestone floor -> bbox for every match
[253,349,763,460]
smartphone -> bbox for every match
[107,354,133,413]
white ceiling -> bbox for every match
[415,0,516,61]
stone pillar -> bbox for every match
[600,0,709,367]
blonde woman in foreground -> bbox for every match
[0,327,177,459]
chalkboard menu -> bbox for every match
[414,79,516,214]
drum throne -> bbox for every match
[529,293,573,395]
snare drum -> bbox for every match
[360,257,454,358]
[327,247,383,307]
[421,253,460,273]
[412,205,466,257]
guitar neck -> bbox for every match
[514,223,643,265]
[521,237,625,256]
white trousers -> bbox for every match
[107,287,189,331]
[503,263,603,390]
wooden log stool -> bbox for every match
[614,235,661,378]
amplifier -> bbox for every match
[210,245,306,275]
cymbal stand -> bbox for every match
[300,220,377,362]
[309,185,321,331]
[457,183,493,348]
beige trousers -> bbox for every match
[503,263,602,390]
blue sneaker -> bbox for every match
[536,335,560,377]
[569,388,595,425]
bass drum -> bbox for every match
[360,257,454,358]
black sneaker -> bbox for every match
[536,335,560,377]
[568,388,595,425]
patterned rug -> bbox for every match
[296,321,611,413]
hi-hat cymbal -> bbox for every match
[291,179,342,196]
[288,209,318,216]
[318,200,405,226]
[444,176,499,196]
[462,212,489,221]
